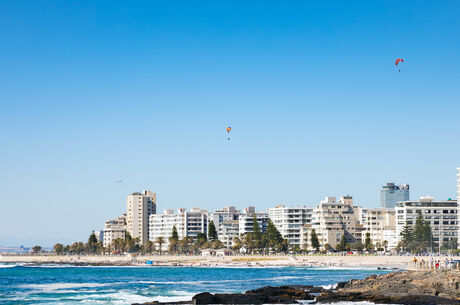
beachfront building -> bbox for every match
[302,196,363,251]
[209,206,241,244]
[395,197,459,250]
[238,207,269,235]
[380,183,409,208]
[102,214,127,248]
[126,190,157,245]
[267,205,313,249]
[361,208,396,250]
[149,208,208,251]
[219,220,240,248]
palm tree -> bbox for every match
[32,245,42,254]
[155,237,165,255]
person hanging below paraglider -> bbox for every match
[226,127,231,140]
[395,58,404,72]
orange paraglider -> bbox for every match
[226,127,231,140]
[395,58,404,72]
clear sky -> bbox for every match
[1,1,459,247]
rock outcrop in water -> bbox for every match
[134,270,460,305]
[315,270,460,304]
[133,285,320,305]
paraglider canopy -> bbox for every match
[226,127,231,140]
[395,58,404,65]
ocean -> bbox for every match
[0,263,391,304]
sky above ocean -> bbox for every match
[0,1,459,246]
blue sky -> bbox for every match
[1,1,459,246]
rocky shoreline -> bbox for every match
[133,270,460,305]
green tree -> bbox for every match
[414,212,425,243]
[243,232,255,253]
[208,221,218,242]
[252,215,263,251]
[423,221,432,250]
[195,233,207,249]
[87,233,99,254]
[382,240,389,252]
[351,241,364,252]
[337,234,348,252]
[53,243,64,255]
[310,229,320,251]
[155,237,165,254]
[32,245,42,254]
[143,240,154,254]
[364,232,373,251]
[400,224,414,252]
[265,219,283,252]
[232,236,242,252]
[169,225,179,253]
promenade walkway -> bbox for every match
[407,257,460,271]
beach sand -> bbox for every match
[0,254,415,268]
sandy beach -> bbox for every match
[0,254,416,268]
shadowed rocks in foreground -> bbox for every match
[134,285,319,305]
[134,270,460,305]
[314,270,460,305]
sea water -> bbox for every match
[0,263,391,304]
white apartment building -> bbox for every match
[103,214,126,248]
[220,220,239,248]
[126,190,157,245]
[209,206,240,247]
[267,205,313,248]
[395,197,458,249]
[149,208,208,251]
[303,196,363,251]
[361,208,396,250]
[238,207,269,235]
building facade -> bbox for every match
[361,208,396,250]
[267,205,313,249]
[303,196,363,251]
[102,214,127,248]
[238,207,269,235]
[149,208,208,251]
[126,190,157,245]
[380,183,409,208]
[219,220,239,248]
[395,197,458,250]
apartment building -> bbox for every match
[361,208,396,250]
[219,220,239,248]
[126,190,157,245]
[102,214,126,248]
[238,207,269,235]
[149,208,208,251]
[267,205,313,248]
[303,196,363,250]
[380,183,409,208]
[395,197,458,249]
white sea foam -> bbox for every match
[0,263,17,268]
[19,282,110,292]
[321,283,338,290]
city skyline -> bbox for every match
[1,1,460,246]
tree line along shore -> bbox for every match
[19,213,460,258]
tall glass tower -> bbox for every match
[380,183,409,208]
